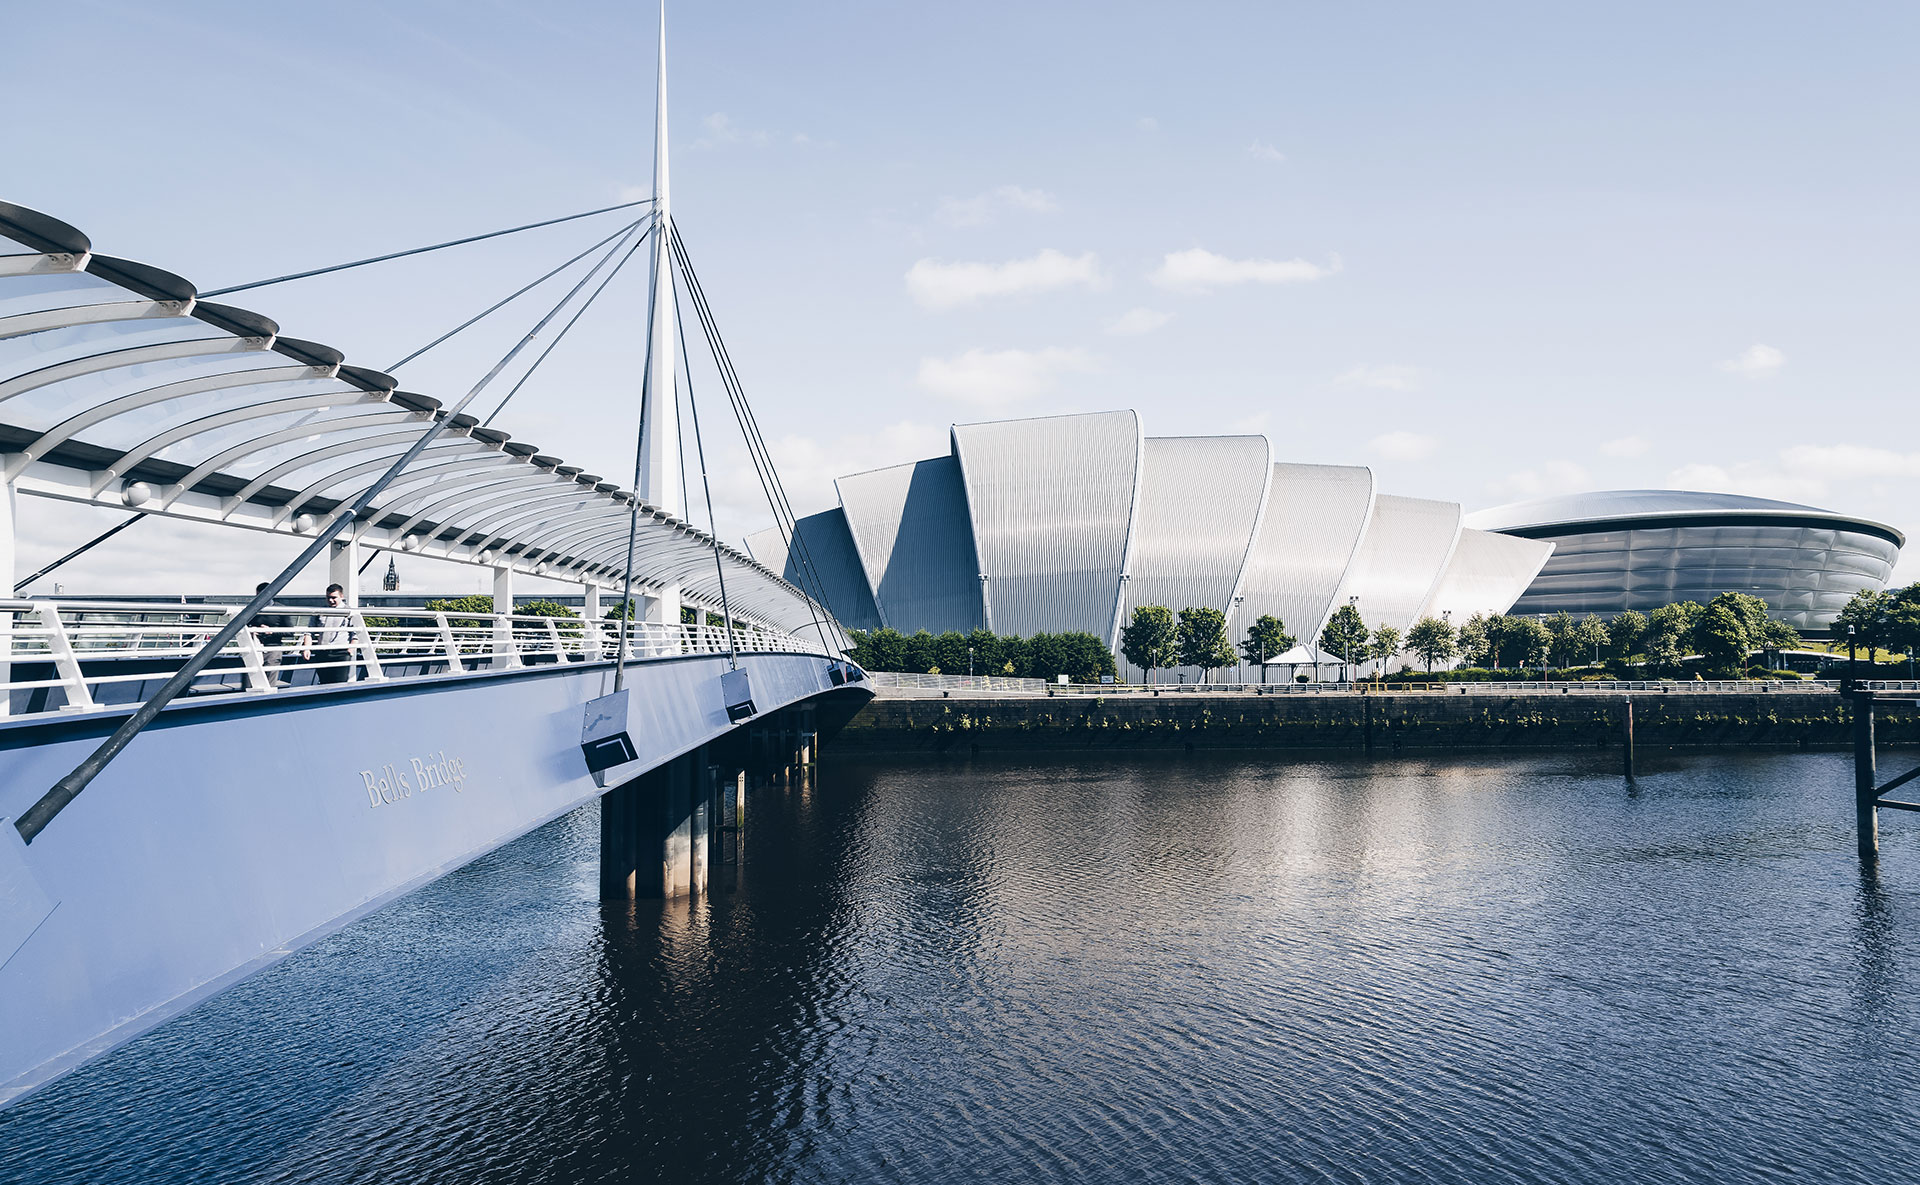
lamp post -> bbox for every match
[1539,613,1551,683]
[1347,594,1359,684]
[969,644,975,678]
[1847,624,1857,691]
[1232,594,1246,683]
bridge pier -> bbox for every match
[602,735,755,901]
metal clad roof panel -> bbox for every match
[1417,528,1555,623]
[779,507,882,631]
[951,411,1141,641]
[1341,494,1463,634]
[1236,463,1374,644]
[836,456,981,633]
[1123,435,1271,623]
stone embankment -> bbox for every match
[838,689,1916,754]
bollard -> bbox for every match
[1855,691,1878,861]
[1622,697,1634,779]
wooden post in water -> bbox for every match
[1855,690,1878,861]
[1622,697,1635,778]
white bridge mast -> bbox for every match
[639,0,682,626]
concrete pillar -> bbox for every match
[583,583,603,660]
[492,565,515,668]
[600,748,702,900]
[646,582,682,628]
[328,537,361,606]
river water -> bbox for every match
[5,750,1920,1183]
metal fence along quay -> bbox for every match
[862,670,1891,698]
[0,598,826,717]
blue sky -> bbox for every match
[7,0,1917,593]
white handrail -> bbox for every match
[1,599,830,720]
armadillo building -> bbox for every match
[1465,490,1905,634]
[748,410,1555,671]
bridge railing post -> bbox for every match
[433,612,465,674]
[36,603,96,711]
[347,608,385,683]
[220,606,274,695]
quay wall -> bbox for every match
[837,691,1920,754]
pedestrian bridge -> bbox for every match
[0,195,872,1110]
[0,600,870,1109]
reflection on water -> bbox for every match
[5,750,1920,1183]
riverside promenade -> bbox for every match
[841,674,1920,755]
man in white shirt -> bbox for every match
[308,583,354,684]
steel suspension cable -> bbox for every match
[667,226,844,653]
[667,232,834,652]
[670,253,738,668]
[673,247,840,656]
[389,218,645,372]
[15,513,149,590]
[201,198,652,297]
[18,218,652,845]
[481,225,653,426]
[663,231,815,600]
[612,219,667,695]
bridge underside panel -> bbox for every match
[0,654,868,1109]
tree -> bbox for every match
[1177,606,1237,682]
[1240,614,1295,683]
[1885,584,1920,660]
[1545,610,1578,666]
[1456,614,1491,667]
[931,630,971,676]
[1512,617,1552,671]
[965,628,1000,677]
[1120,605,1178,683]
[1318,603,1369,680]
[1406,616,1458,673]
[1646,602,1703,674]
[851,627,908,672]
[903,629,937,674]
[1573,614,1610,666]
[1482,615,1532,670]
[1369,624,1403,677]
[1695,604,1750,673]
[1833,588,1890,657]
[1608,609,1647,663]
[1058,632,1119,682]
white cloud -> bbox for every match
[1653,443,1920,511]
[906,249,1105,310]
[1665,462,1826,503]
[1152,248,1340,293]
[1778,444,1920,479]
[1489,460,1592,499]
[1599,435,1650,458]
[1370,431,1439,460]
[916,347,1096,406]
[1245,140,1286,162]
[696,112,770,147]
[1335,363,1420,391]
[1106,308,1174,336]
[936,185,1059,227]
[1716,343,1785,378]
[1137,116,1160,132]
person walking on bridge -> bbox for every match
[248,581,302,686]
[309,583,355,685]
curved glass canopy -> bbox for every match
[0,201,831,637]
